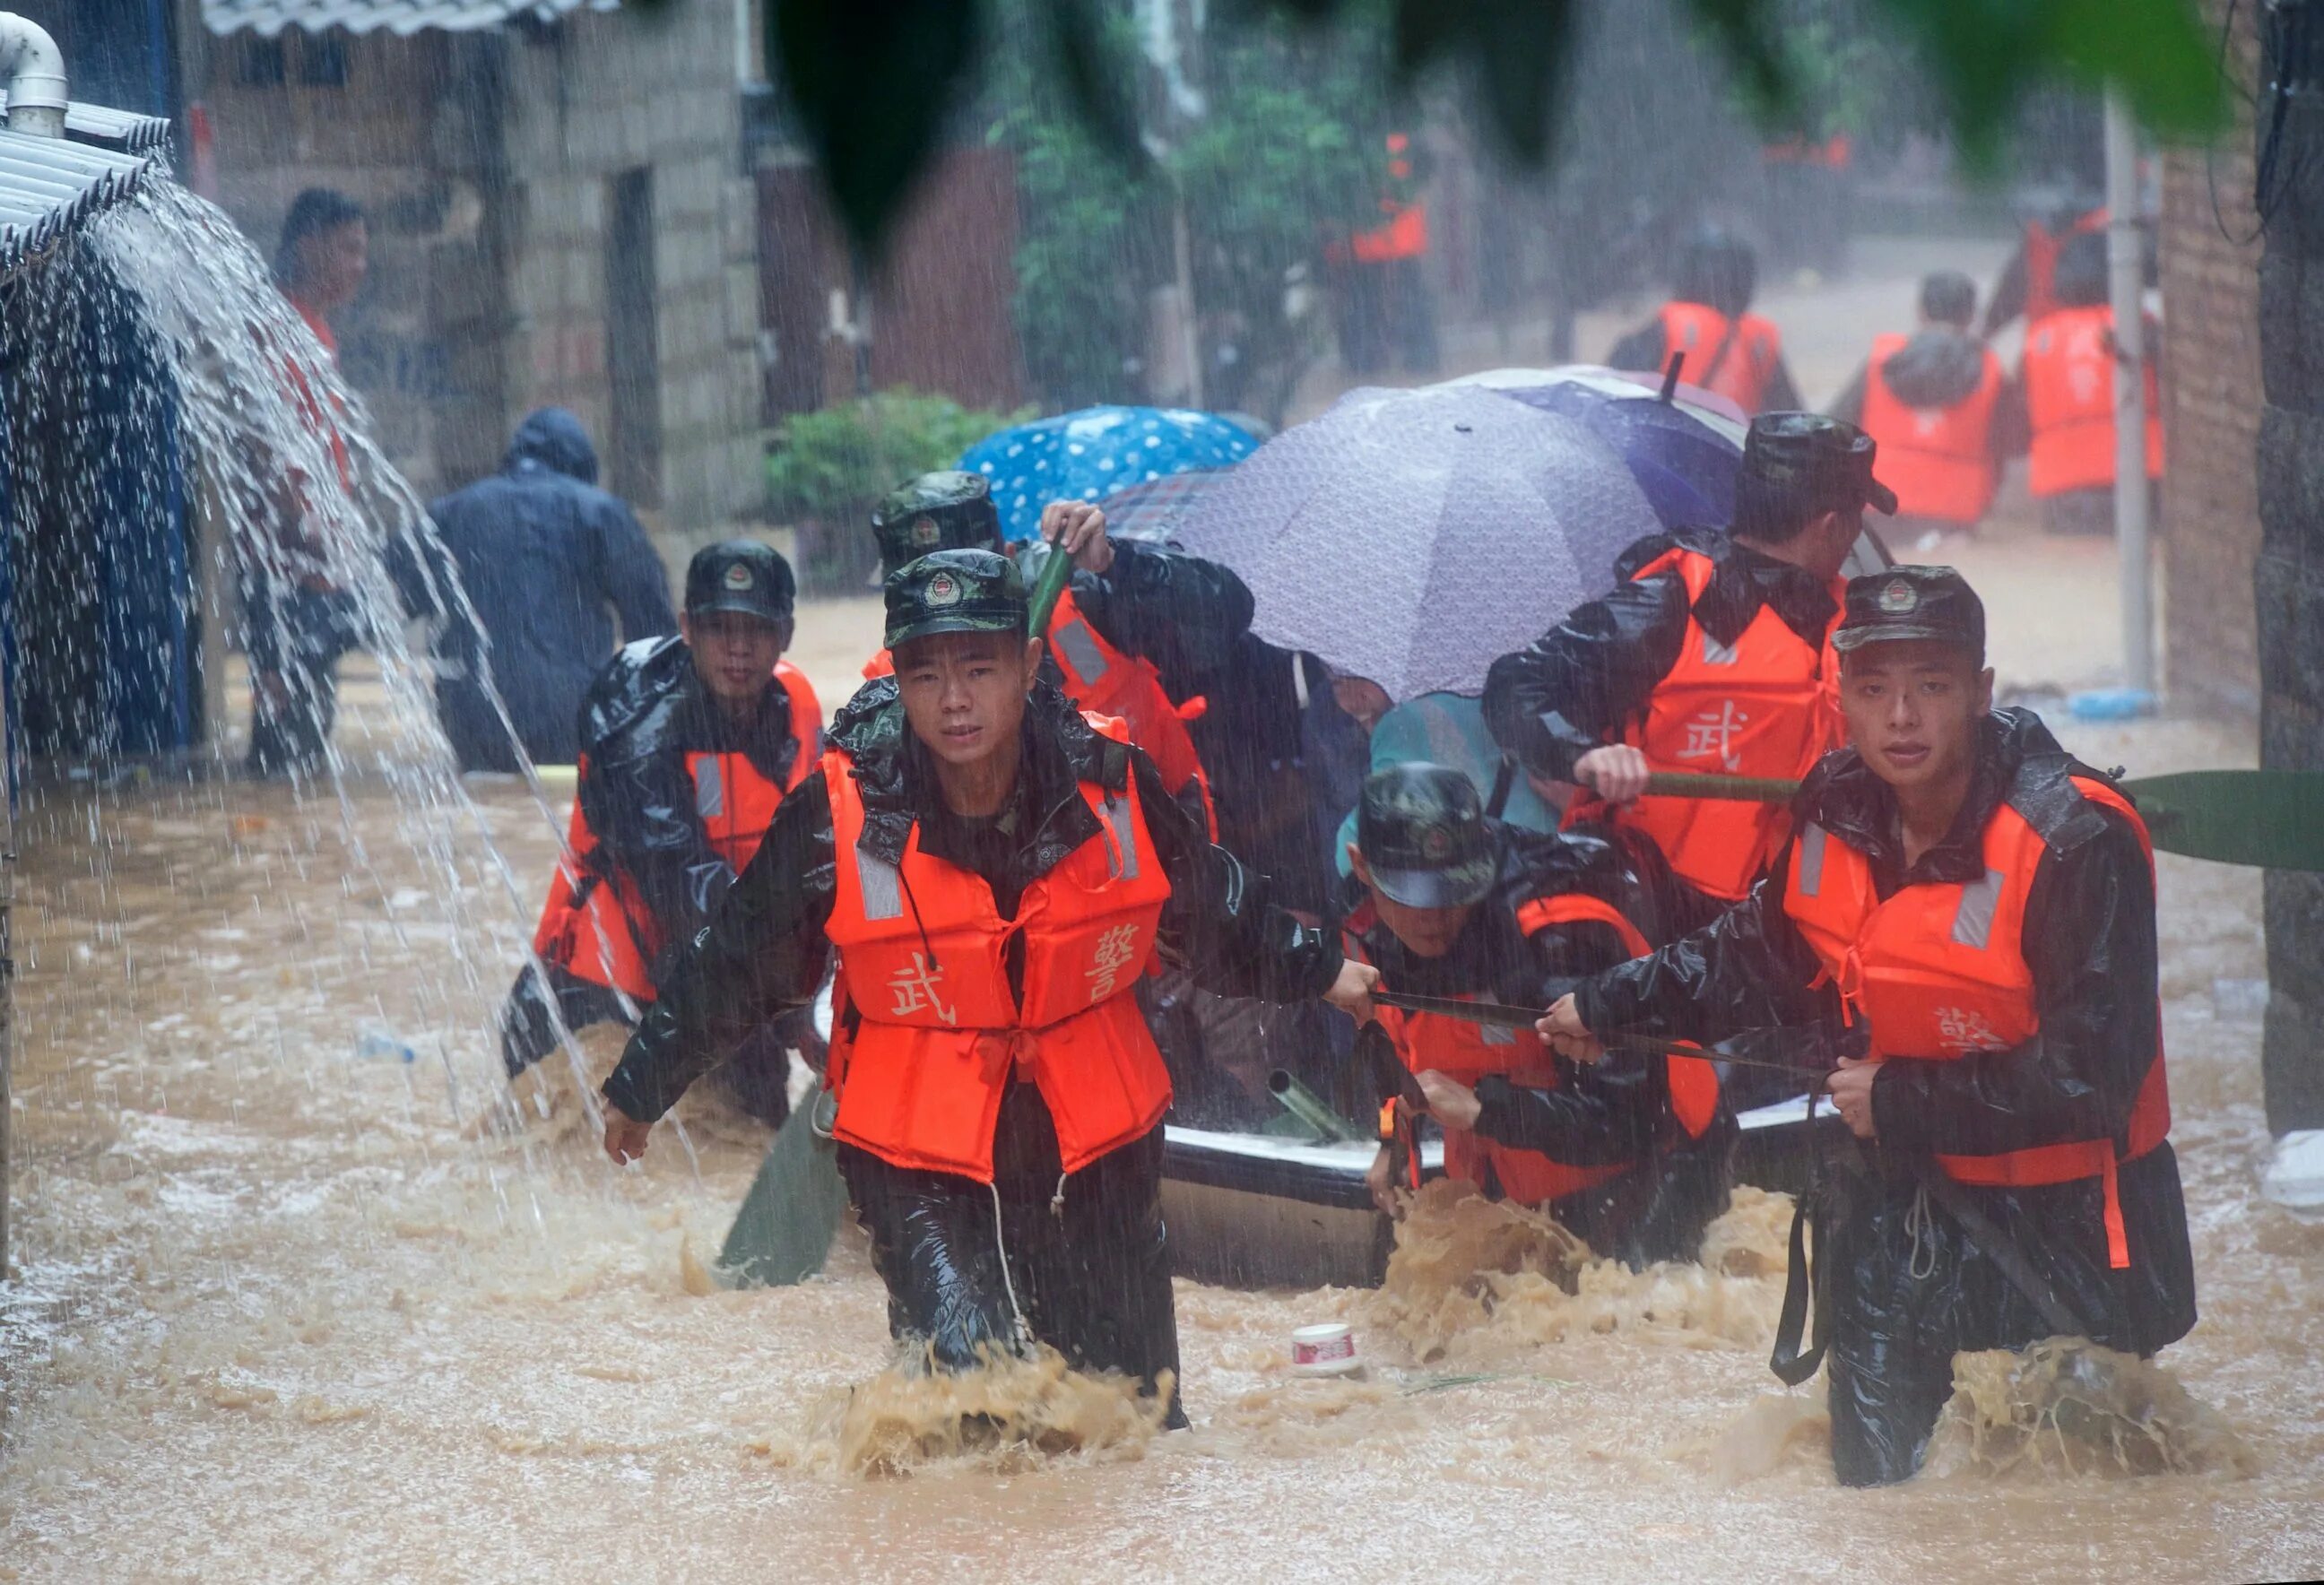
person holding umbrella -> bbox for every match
[599,550,1377,1422]
[1483,414,1895,940]
[1342,766,1730,1267]
[865,471,1253,832]
[1538,567,2195,1486]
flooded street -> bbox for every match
[2,526,2320,1582]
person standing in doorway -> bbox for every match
[244,188,371,777]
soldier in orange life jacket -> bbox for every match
[599,551,1376,1421]
[1542,567,2196,1486]
[1830,271,2027,544]
[502,541,821,1123]
[1606,229,1803,417]
[2017,230,2164,539]
[1484,414,1896,940]
[863,472,1251,834]
[1342,765,1734,1269]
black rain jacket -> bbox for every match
[400,408,676,769]
[1573,709,2197,1424]
[603,676,1341,1123]
[1480,527,1840,933]
[1051,536,1254,702]
[574,637,812,981]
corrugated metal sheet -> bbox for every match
[201,0,619,38]
[0,98,173,155]
[0,128,157,277]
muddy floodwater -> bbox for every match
[0,705,2317,1584]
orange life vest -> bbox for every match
[1350,892,1715,1208]
[1568,546,1844,903]
[866,587,1218,835]
[1859,333,2005,525]
[823,713,1175,1182]
[2023,305,2164,499]
[1659,301,1784,414]
[531,662,822,1002]
[1782,775,2170,1269]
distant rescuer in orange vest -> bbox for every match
[1540,567,2196,1486]
[1482,414,1895,940]
[1330,130,1439,375]
[1342,766,1733,1268]
[2018,230,2164,538]
[864,471,1250,833]
[599,550,1378,1419]
[1980,194,2111,339]
[1607,228,1803,417]
[1830,271,2026,542]
[502,541,821,1122]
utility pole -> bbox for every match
[2104,88,2155,697]
[1140,0,1206,408]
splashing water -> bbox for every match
[757,1345,1172,1477]
[1367,1179,1795,1365]
[1925,1338,2260,1481]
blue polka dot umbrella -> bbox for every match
[958,405,1260,542]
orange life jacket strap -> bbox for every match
[1932,1135,2141,1269]
[1513,893,1652,959]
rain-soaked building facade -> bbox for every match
[184,0,764,529]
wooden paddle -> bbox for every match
[1644,768,2324,871]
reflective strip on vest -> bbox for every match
[1951,869,2005,950]
[695,756,723,820]
[855,844,905,922]
[1796,822,1828,898]
[1102,792,1141,880]
[1052,618,1110,685]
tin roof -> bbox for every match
[0,126,159,277]
[0,98,174,155]
[200,0,618,38]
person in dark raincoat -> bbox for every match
[1540,567,2196,1486]
[1342,766,1732,1268]
[1482,414,1894,942]
[501,541,818,1122]
[400,408,676,770]
[600,551,1376,1420]
[1606,229,1804,417]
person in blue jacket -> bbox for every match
[399,408,676,770]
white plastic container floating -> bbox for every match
[1290,1322,1360,1377]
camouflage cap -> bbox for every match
[1357,763,1497,910]
[870,471,1004,578]
[1739,412,1899,519]
[882,548,1028,652]
[1833,564,1986,662]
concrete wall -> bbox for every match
[185,6,761,533]
[2158,1,2264,717]
[499,4,762,535]
[2256,21,2324,1136]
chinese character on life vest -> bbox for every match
[1934,1005,2002,1054]
[1678,701,1751,771]
[1087,923,1143,1000]
[888,953,957,1025]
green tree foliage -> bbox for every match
[990,3,1387,415]
[748,0,2221,251]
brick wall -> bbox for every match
[2158,0,2264,716]
[500,4,763,535]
